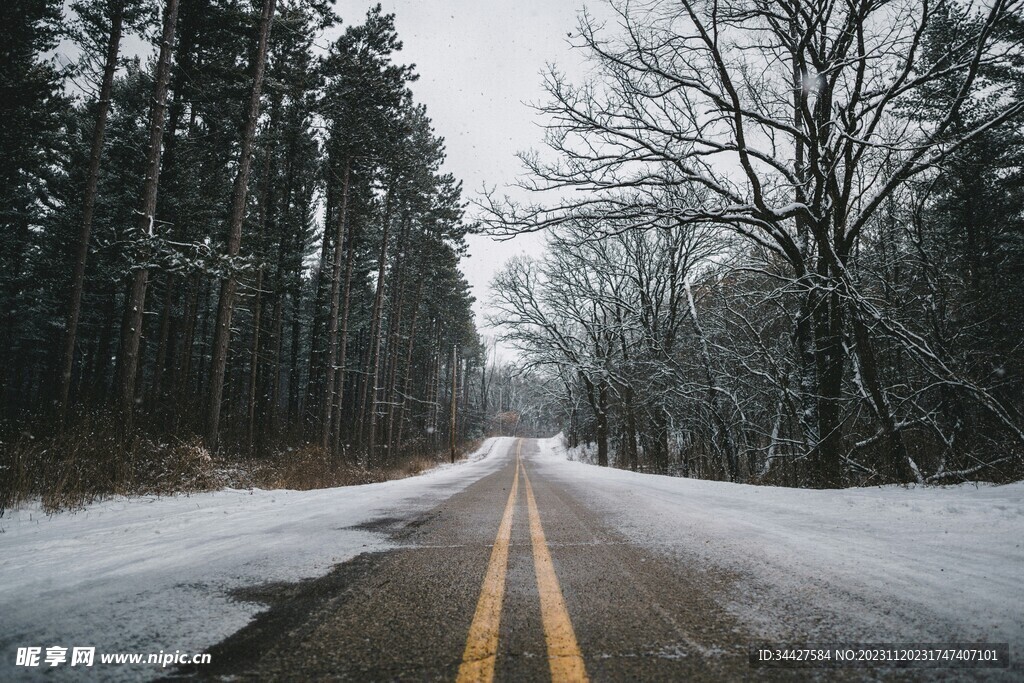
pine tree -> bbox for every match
[0,0,68,415]
[205,0,279,448]
[59,0,154,421]
[318,5,415,452]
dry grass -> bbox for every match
[0,415,226,514]
[382,439,482,480]
[247,445,386,490]
[0,416,483,515]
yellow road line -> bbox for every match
[456,440,522,683]
[521,460,589,682]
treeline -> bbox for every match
[0,0,487,465]
[488,0,1024,486]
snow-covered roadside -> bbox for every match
[533,436,1024,651]
[0,437,514,681]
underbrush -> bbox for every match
[0,414,222,514]
[0,415,481,514]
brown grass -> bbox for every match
[0,414,226,514]
[0,416,484,515]
[247,445,386,490]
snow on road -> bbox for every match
[0,437,514,681]
[533,436,1024,652]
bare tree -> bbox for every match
[484,0,1024,484]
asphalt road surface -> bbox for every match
[169,439,988,682]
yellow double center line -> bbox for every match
[456,447,520,681]
[456,440,588,683]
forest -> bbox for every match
[2,0,1023,506]
[0,0,526,508]
[485,0,1024,487]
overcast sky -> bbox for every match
[335,0,605,336]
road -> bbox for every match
[167,438,1018,682]
[174,438,759,680]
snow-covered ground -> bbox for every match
[0,437,515,681]
[3,434,1021,680]
[534,435,1024,652]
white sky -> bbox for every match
[335,1,606,336]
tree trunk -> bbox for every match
[287,284,303,427]
[684,279,738,481]
[146,8,197,420]
[195,277,212,392]
[148,276,176,410]
[246,266,264,451]
[429,340,441,448]
[596,382,609,467]
[382,220,412,458]
[59,0,125,422]
[449,344,458,463]
[851,313,917,482]
[87,285,118,403]
[320,161,350,450]
[810,279,846,486]
[329,205,358,455]
[266,118,300,437]
[205,0,277,448]
[113,0,181,426]
[304,164,336,430]
[246,121,279,450]
[362,188,396,461]
[267,234,288,439]
[624,387,639,471]
[175,272,200,401]
[394,280,423,452]
[268,281,284,435]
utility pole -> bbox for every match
[449,345,457,463]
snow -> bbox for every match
[533,435,1024,650]
[0,437,515,682]
[3,434,1021,679]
